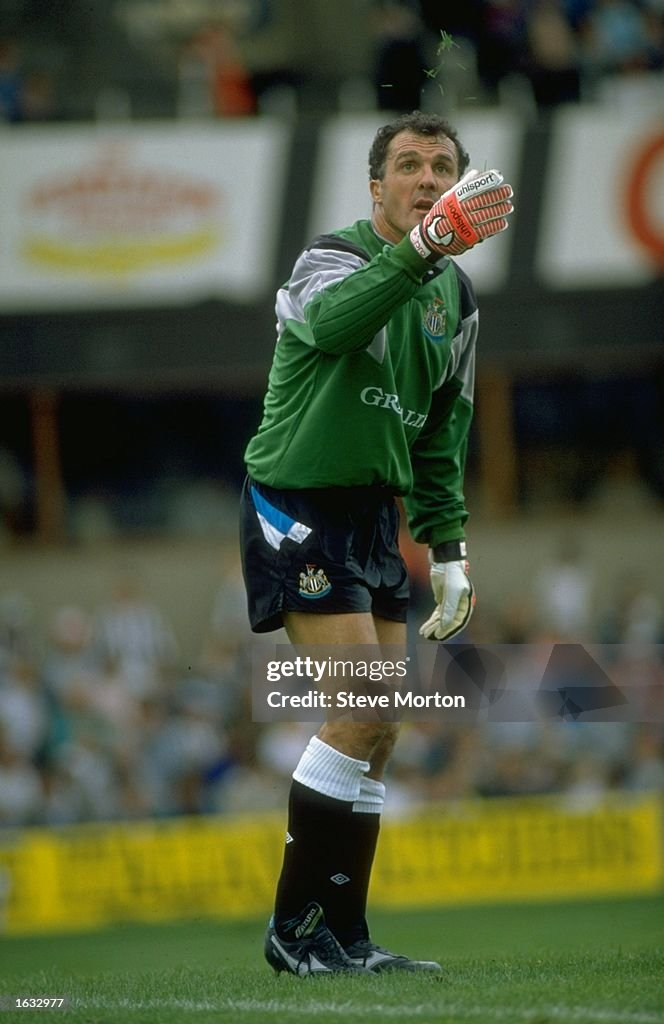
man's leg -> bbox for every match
[269,611,440,972]
[273,611,394,936]
[264,610,389,974]
[303,614,403,945]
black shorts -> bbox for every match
[239,476,410,633]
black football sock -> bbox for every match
[331,774,385,946]
[274,780,357,930]
[325,809,380,946]
[274,782,384,947]
[273,736,380,941]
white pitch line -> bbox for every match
[75,996,664,1024]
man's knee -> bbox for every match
[319,720,398,762]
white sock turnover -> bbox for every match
[292,735,370,802]
[352,775,385,814]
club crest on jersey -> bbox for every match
[423,297,447,342]
[298,565,332,599]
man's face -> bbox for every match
[370,130,460,243]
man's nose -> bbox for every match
[418,165,437,190]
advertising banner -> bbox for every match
[0,795,660,935]
[0,120,289,310]
[538,108,664,287]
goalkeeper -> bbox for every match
[240,111,514,976]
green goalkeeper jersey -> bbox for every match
[244,219,479,547]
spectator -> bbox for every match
[0,729,43,825]
[92,569,179,699]
[0,38,22,122]
[0,447,28,540]
[475,0,528,100]
[41,606,100,707]
[178,18,255,117]
[0,656,48,759]
[583,0,660,75]
[48,732,123,821]
[372,1,428,111]
[526,0,583,105]
[623,726,664,791]
[0,593,36,669]
[140,698,227,816]
[534,537,594,639]
[598,574,663,648]
[20,69,59,122]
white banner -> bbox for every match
[0,120,289,310]
[537,108,664,287]
[307,111,524,293]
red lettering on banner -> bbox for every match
[625,132,664,266]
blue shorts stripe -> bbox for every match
[251,485,298,538]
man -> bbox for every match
[240,111,514,975]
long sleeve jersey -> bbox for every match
[244,219,479,547]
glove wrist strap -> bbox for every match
[432,540,467,562]
[409,224,437,263]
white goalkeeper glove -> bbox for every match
[419,542,475,642]
[410,168,514,261]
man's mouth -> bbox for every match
[414,197,435,212]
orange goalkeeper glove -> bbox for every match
[410,168,514,261]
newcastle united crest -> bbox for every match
[298,565,332,599]
[423,296,447,342]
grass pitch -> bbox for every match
[1,895,662,1024]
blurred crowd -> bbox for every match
[0,540,662,829]
[0,0,662,831]
[1,0,662,124]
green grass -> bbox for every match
[1,896,663,1023]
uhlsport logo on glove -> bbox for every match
[455,170,503,198]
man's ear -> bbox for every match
[369,178,382,204]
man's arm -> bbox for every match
[403,266,477,547]
[281,236,432,357]
[404,267,478,642]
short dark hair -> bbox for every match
[368,111,470,181]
